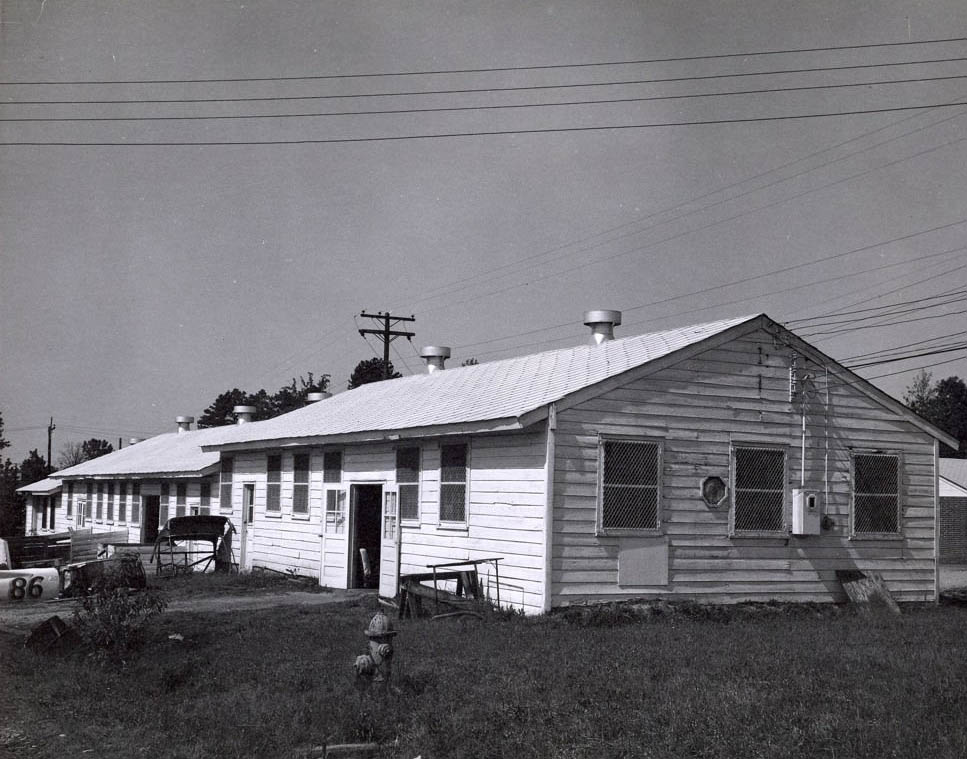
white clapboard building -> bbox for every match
[197,312,955,613]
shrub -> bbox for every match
[71,579,168,661]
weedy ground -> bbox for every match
[2,584,967,759]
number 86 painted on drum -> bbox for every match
[0,569,59,603]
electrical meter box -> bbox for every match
[792,489,822,535]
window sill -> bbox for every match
[596,528,662,538]
[730,530,789,539]
[291,513,311,521]
[849,533,903,541]
[437,522,468,533]
[401,520,421,529]
[265,512,282,519]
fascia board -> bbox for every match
[203,417,526,453]
[764,323,960,450]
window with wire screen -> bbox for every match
[266,454,282,512]
[199,482,211,515]
[852,453,900,535]
[131,482,140,523]
[599,439,661,533]
[160,484,170,524]
[324,451,342,483]
[293,453,310,515]
[107,483,115,522]
[732,446,786,533]
[397,447,420,522]
[440,444,468,524]
[176,483,187,517]
[66,482,74,516]
[96,483,104,521]
[119,482,127,523]
[220,457,233,511]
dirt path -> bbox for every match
[0,588,374,635]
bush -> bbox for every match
[71,579,168,661]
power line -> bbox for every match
[790,290,967,330]
[5,73,967,123]
[844,344,967,368]
[802,305,967,339]
[840,329,967,362]
[5,55,967,106]
[4,35,965,86]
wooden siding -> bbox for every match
[56,476,219,547]
[398,431,548,614]
[552,328,939,606]
[227,432,548,612]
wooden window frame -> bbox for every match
[175,483,187,518]
[396,446,421,524]
[323,450,342,484]
[730,444,788,536]
[199,481,211,516]
[850,451,902,538]
[220,457,234,512]
[160,483,170,525]
[324,488,347,534]
[596,435,663,537]
[119,482,127,523]
[439,442,469,527]
[131,482,140,524]
[292,452,311,516]
[266,454,282,513]
[96,483,104,522]
[107,483,115,523]
[66,482,74,517]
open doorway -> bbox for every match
[142,496,160,544]
[350,484,382,589]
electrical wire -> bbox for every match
[5,73,967,123]
[5,55,967,106]
[5,35,965,86]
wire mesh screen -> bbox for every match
[853,454,899,533]
[733,447,785,532]
[601,440,659,530]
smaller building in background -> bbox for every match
[17,477,63,535]
[940,459,967,565]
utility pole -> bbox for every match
[358,311,416,379]
[47,417,55,473]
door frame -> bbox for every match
[347,482,384,589]
[240,482,256,571]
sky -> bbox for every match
[1,0,966,465]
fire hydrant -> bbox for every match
[353,610,398,689]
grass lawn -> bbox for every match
[2,590,967,759]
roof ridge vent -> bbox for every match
[420,346,451,373]
[306,391,332,404]
[175,416,194,434]
[583,310,622,344]
[233,406,256,424]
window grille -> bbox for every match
[107,483,115,522]
[324,451,342,483]
[440,444,468,523]
[131,482,140,523]
[220,457,233,511]
[599,439,660,532]
[96,483,104,521]
[66,482,74,516]
[266,454,282,512]
[325,489,346,534]
[293,453,310,514]
[397,447,420,521]
[175,483,187,517]
[200,482,211,515]
[119,482,127,523]
[732,446,786,532]
[160,484,170,524]
[853,453,900,534]
[384,491,398,539]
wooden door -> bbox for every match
[379,487,401,599]
[240,483,255,571]
[319,488,348,588]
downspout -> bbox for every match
[934,438,940,603]
[543,403,557,613]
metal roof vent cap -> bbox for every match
[233,406,256,424]
[175,416,194,434]
[583,310,622,345]
[128,437,143,445]
[306,391,332,404]
[420,346,451,373]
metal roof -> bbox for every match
[53,427,222,478]
[16,477,62,494]
[940,459,967,490]
[203,314,759,449]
